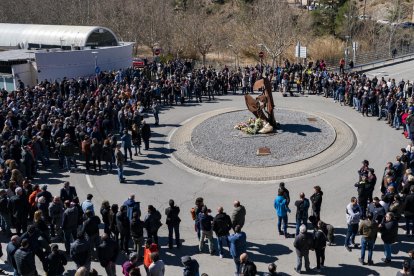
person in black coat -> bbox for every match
[380,212,398,263]
[263,263,278,276]
[293,224,313,273]
[70,231,91,270]
[239,253,257,276]
[130,211,144,258]
[82,210,101,257]
[59,181,77,203]
[140,121,151,150]
[21,224,49,271]
[62,201,79,253]
[9,187,29,235]
[46,244,67,276]
[310,186,323,220]
[313,221,327,271]
[100,200,111,235]
[165,199,181,249]
[212,206,232,258]
[144,205,162,245]
[181,255,200,276]
[14,239,37,276]
[97,233,119,276]
[6,235,20,276]
[116,205,131,253]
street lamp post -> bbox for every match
[91,51,99,87]
[228,44,237,69]
[258,43,277,69]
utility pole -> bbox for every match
[363,0,367,19]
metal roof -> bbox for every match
[0,23,118,48]
[0,49,36,62]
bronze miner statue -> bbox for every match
[244,76,277,134]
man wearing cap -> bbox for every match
[9,187,29,235]
[81,194,95,216]
[115,144,126,183]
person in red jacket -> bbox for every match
[143,239,158,274]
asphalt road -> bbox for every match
[365,61,414,82]
[4,62,414,275]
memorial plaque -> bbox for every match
[257,147,271,156]
[307,117,317,122]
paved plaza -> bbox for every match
[5,63,414,275]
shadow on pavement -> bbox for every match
[279,124,322,137]
[247,242,292,264]
[320,263,380,276]
[123,179,163,185]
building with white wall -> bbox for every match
[0,23,133,90]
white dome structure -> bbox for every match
[0,23,118,49]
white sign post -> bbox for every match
[295,42,307,59]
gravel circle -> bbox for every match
[190,109,336,167]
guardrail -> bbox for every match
[350,52,414,73]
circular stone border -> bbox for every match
[169,107,357,181]
[190,109,337,167]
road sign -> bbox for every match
[258,51,264,58]
[95,66,100,74]
[352,41,359,51]
[295,43,307,58]
[154,48,161,56]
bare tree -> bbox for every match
[243,0,298,67]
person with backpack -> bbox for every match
[165,199,181,249]
[198,206,215,255]
[124,194,141,221]
[191,197,205,240]
[294,192,310,236]
[144,205,162,245]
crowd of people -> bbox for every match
[0,57,414,275]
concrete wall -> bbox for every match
[35,43,133,82]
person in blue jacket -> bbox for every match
[274,188,291,238]
[228,225,246,275]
